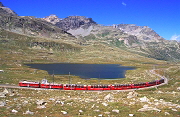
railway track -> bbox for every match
[0,69,168,91]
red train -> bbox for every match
[19,78,165,90]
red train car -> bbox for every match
[111,84,132,90]
[75,85,87,90]
[63,84,76,90]
[132,82,148,89]
[19,78,165,91]
[40,79,63,89]
[87,85,104,90]
[19,81,40,88]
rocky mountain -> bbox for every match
[43,15,97,31]
[42,14,61,24]
[0,2,75,40]
[1,2,180,62]
[0,2,17,16]
[116,24,163,41]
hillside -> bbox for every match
[0,2,180,117]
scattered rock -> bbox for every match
[12,109,18,113]
[36,100,46,106]
[138,105,161,112]
[0,92,6,97]
[129,114,134,116]
[127,91,138,98]
[177,87,180,91]
[104,112,110,114]
[104,94,114,102]
[98,114,103,117]
[164,112,170,115]
[139,96,149,102]
[3,88,9,94]
[23,109,34,115]
[93,109,100,112]
[79,110,83,113]
[112,109,119,113]
[61,111,67,114]
[102,102,108,106]
[37,105,46,109]
[0,101,6,107]
[171,108,177,111]
[49,98,55,101]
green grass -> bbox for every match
[0,29,180,117]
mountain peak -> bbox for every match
[0,2,17,16]
[117,24,163,41]
[55,16,97,31]
[0,2,5,7]
[42,14,61,24]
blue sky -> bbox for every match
[1,0,180,40]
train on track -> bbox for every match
[19,78,165,90]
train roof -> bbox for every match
[19,80,39,83]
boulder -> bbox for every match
[61,111,67,114]
[138,105,161,112]
[164,112,170,115]
[112,109,119,113]
[3,88,9,94]
[177,87,180,91]
[139,96,149,102]
[104,94,114,101]
[129,114,134,116]
[36,100,46,106]
[23,109,34,115]
[127,91,138,98]
[0,101,6,107]
[102,102,108,106]
[37,105,46,109]
[12,109,18,113]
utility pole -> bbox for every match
[69,72,71,84]
[53,70,54,84]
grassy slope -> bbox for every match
[0,29,179,117]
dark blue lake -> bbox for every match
[26,63,135,79]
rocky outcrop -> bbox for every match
[0,2,17,16]
[117,24,164,41]
[42,14,61,24]
[0,3,75,40]
[55,16,97,31]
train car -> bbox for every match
[147,80,157,87]
[63,84,76,90]
[50,84,63,89]
[159,78,165,84]
[102,85,111,90]
[19,81,40,88]
[40,79,63,89]
[133,82,147,89]
[87,85,104,90]
[75,85,87,90]
[111,84,132,90]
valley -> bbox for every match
[0,2,179,117]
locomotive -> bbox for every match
[19,78,165,90]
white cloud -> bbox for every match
[122,2,127,6]
[170,34,180,41]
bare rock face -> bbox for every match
[0,2,4,7]
[117,24,164,41]
[55,16,97,31]
[0,2,17,16]
[42,14,61,24]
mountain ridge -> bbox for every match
[0,2,180,62]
